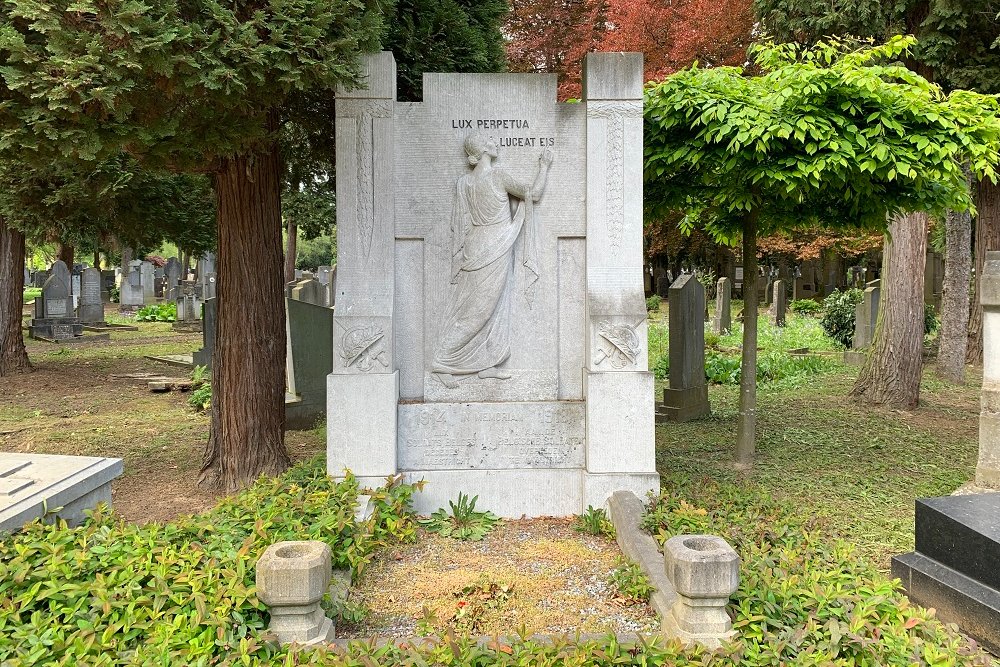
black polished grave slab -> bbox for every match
[892,552,1000,655]
[915,494,1000,591]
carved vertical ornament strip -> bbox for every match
[354,100,393,260]
[588,101,641,254]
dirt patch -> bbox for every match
[1,322,324,524]
[341,519,659,638]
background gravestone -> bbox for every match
[164,258,182,298]
[285,298,335,429]
[853,281,880,350]
[140,262,156,304]
[289,277,325,306]
[712,277,731,334]
[78,268,105,324]
[29,273,82,341]
[120,261,144,309]
[657,274,710,422]
[327,52,657,517]
[770,279,787,326]
[193,297,216,369]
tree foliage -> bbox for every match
[645,37,1000,242]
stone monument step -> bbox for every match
[915,494,1000,591]
[891,551,1000,655]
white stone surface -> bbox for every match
[978,251,1000,487]
[327,371,397,478]
[327,52,658,516]
[0,453,123,532]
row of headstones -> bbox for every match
[120,254,216,311]
[286,265,336,308]
[28,261,100,340]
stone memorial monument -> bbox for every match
[164,257,182,298]
[28,272,85,342]
[120,260,145,310]
[78,268,105,325]
[769,279,787,327]
[712,277,731,334]
[327,52,657,516]
[977,252,1000,488]
[656,275,710,422]
[853,281,880,350]
[174,281,203,332]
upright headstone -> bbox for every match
[154,266,166,298]
[853,281,880,350]
[327,52,657,517]
[657,275,710,422]
[50,260,71,293]
[33,271,48,288]
[100,270,116,302]
[29,273,82,340]
[140,261,156,304]
[764,279,774,306]
[193,297,216,369]
[925,250,945,310]
[165,257,182,292]
[120,260,145,309]
[654,267,670,298]
[770,279,787,326]
[712,277,731,334]
[202,272,217,301]
[285,297,335,429]
[977,252,1000,488]
[78,268,105,324]
[23,267,30,287]
[196,252,215,283]
[174,281,202,330]
[289,277,325,306]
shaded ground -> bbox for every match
[2,305,324,523]
[341,519,658,638]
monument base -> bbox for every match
[354,470,660,518]
[28,317,83,342]
[891,494,1000,655]
[657,385,710,423]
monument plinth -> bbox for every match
[327,53,658,516]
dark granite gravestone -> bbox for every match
[656,275,710,422]
[285,298,334,429]
[192,298,216,369]
[164,258,182,298]
[28,273,83,341]
[892,494,1000,655]
[78,268,105,324]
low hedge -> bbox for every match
[0,458,990,665]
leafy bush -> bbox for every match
[640,482,989,665]
[108,285,120,303]
[134,302,177,322]
[419,493,500,541]
[820,288,863,347]
[0,458,420,665]
[188,365,212,411]
[790,298,822,315]
[645,294,662,312]
[574,505,615,538]
[608,560,653,604]
[925,304,940,336]
[705,351,840,385]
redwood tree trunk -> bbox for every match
[0,218,32,376]
[93,248,100,269]
[851,213,928,408]
[967,179,1000,364]
[736,209,759,466]
[937,201,972,383]
[284,219,297,284]
[57,243,74,269]
[199,136,290,492]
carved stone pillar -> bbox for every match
[327,52,399,481]
[582,53,658,505]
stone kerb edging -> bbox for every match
[607,490,677,619]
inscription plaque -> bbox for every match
[45,298,68,318]
[51,324,75,339]
[398,401,585,470]
[82,281,100,302]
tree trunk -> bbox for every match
[93,248,101,270]
[180,250,189,280]
[284,219,297,284]
[967,179,1000,364]
[199,134,290,493]
[57,243,74,269]
[735,209,759,466]
[851,213,928,408]
[0,217,32,376]
[937,199,972,383]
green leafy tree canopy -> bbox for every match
[644,36,1000,243]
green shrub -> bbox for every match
[925,304,941,336]
[21,287,41,303]
[820,288,863,347]
[108,285,120,303]
[574,505,614,538]
[790,298,822,315]
[645,294,662,312]
[705,351,742,384]
[704,350,839,385]
[648,322,669,380]
[188,365,212,410]
[608,560,653,604]
[419,492,500,541]
[134,302,177,322]
[0,457,421,665]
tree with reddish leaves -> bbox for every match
[505,0,755,99]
